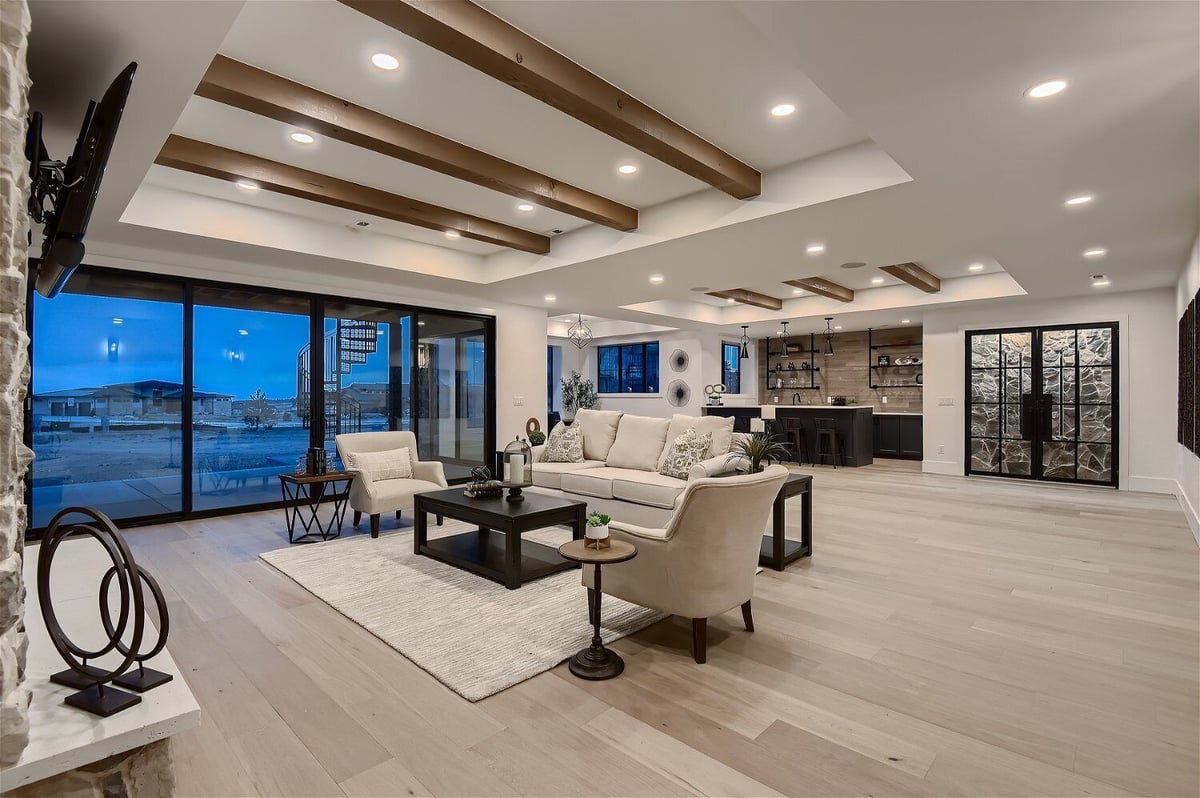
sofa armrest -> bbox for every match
[530,444,546,464]
[413,460,447,487]
[609,520,670,542]
[688,453,740,480]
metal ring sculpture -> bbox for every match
[100,562,172,692]
[38,507,147,716]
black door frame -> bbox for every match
[964,321,1119,487]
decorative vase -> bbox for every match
[584,523,610,549]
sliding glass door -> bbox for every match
[29,272,185,527]
[416,313,492,481]
[966,323,1118,486]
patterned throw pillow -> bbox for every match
[658,429,713,480]
[542,424,584,463]
[344,447,414,482]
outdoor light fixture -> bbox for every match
[822,316,835,356]
[107,336,119,362]
[567,314,593,349]
[739,325,750,359]
[778,321,791,359]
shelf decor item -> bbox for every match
[465,465,503,498]
[38,507,173,717]
[525,416,546,446]
[878,354,890,366]
[584,512,611,549]
[501,437,533,502]
[704,383,727,406]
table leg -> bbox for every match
[573,506,585,541]
[772,487,786,570]
[414,501,427,555]
[802,485,813,555]
[281,480,298,543]
[568,564,624,680]
[505,528,522,590]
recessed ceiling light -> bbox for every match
[770,103,796,117]
[1065,194,1093,206]
[237,329,249,335]
[968,263,985,272]
[1083,247,1107,258]
[235,179,260,191]
[791,288,805,295]
[1091,274,1111,288]
[649,274,665,284]
[726,297,736,304]
[289,131,316,145]
[900,319,912,324]
[544,294,556,302]
[516,203,535,212]
[444,230,461,239]
[371,52,400,71]
[871,276,884,285]
[1026,79,1068,99]
[806,243,826,255]
[617,164,638,175]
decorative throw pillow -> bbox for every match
[344,447,413,482]
[658,429,713,480]
[542,424,584,463]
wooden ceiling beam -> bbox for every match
[783,278,855,303]
[155,135,550,254]
[878,262,941,293]
[196,55,637,232]
[339,0,762,199]
[706,288,783,311]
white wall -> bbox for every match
[1175,235,1200,543]
[496,305,550,444]
[922,288,1178,495]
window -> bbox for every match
[722,341,742,394]
[547,345,562,412]
[598,342,659,393]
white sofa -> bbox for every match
[528,409,744,527]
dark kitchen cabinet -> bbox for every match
[874,414,923,459]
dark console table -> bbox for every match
[762,472,812,569]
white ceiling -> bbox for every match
[26,0,1200,334]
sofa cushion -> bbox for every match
[542,423,584,463]
[344,447,413,481]
[605,414,670,471]
[573,409,624,461]
[658,429,713,480]
[611,470,687,510]
[657,414,735,468]
[532,460,605,490]
[560,467,616,500]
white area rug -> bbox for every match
[260,520,665,701]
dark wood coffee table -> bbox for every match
[414,488,586,589]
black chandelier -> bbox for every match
[567,314,592,349]
[738,325,750,359]
[777,321,790,359]
[822,316,835,356]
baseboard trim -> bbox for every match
[1124,476,1179,495]
[922,459,960,476]
[1173,480,1200,547]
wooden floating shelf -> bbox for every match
[870,383,923,389]
[870,365,922,369]
[870,341,922,349]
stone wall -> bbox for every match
[0,0,33,768]
[4,740,175,798]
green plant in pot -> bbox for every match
[585,511,611,549]
[727,432,790,473]
[560,370,597,423]
[528,430,546,446]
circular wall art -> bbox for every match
[669,349,689,372]
[666,380,691,407]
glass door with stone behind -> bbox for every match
[966,323,1118,486]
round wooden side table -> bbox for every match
[557,538,638,680]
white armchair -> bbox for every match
[334,431,447,538]
[584,464,788,663]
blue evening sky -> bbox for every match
[33,294,393,400]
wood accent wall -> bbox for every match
[758,327,924,412]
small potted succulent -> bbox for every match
[728,432,790,473]
[528,429,546,446]
[585,511,611,549]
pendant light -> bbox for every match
[567,314,593,349]
[822,316,835,356]
[738,325,750,359]
[778,321,790,359]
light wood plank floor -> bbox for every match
[124,461,1199,797]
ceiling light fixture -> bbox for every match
[739,325,750,360]
[1083,247,1107,258]
[567,314,593,349]
[871,276,884,285]
[778,321,791,359]
[792,288,805,295]
[544,294,556,303]
[901,319,912,324]
[444,230,461,239]
[617,163,638,175]
[806,243,826,255]
[1091,274,1111,288]
[516,203,534,212]
[289,131,316,145]
[235,179,260,191]
[770,103,796,117]
[1026,79,1068,99]
[371,52,400,71]
[968,263,985,272]
[649,274,665,284]
[1065,194,1093,206]
[822,317,835,356]
[726,297,736,304]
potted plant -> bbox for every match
[585,511,611,549]
[560,370,597,423]
[528,429,546,446]
[727,432,790,473]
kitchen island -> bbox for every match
[702,405,874,467]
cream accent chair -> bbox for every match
[585,464,788,663]
[334,431,447,538]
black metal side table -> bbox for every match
[557,538,638,680]
[278,471,355,544]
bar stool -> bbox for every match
[777,416,812,466]
[814,417,845,467]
